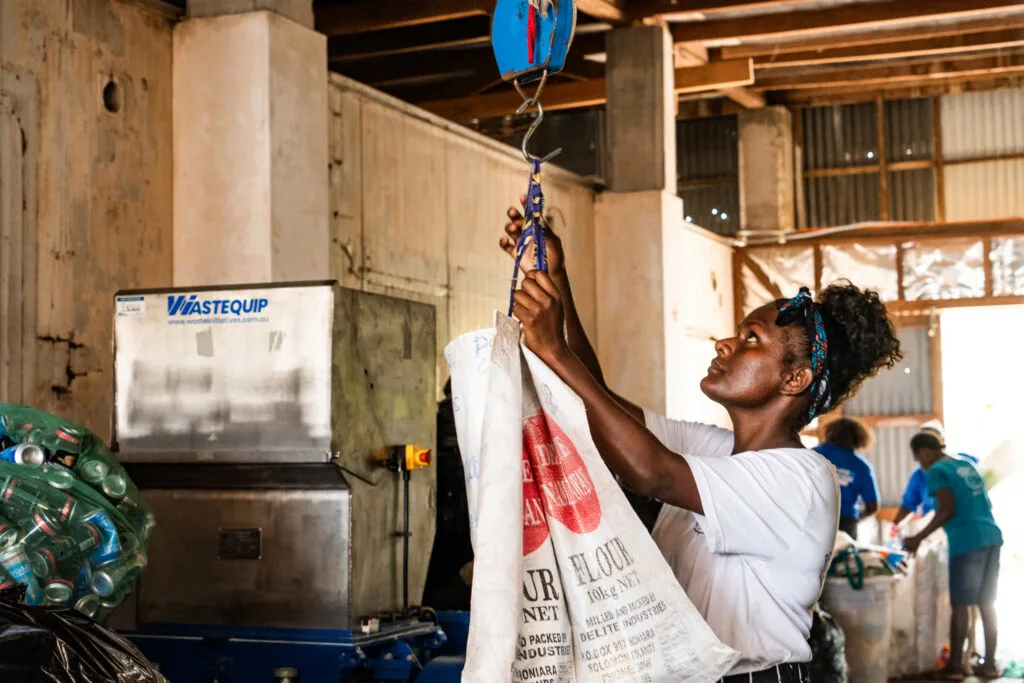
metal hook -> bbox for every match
[513,71,562,164]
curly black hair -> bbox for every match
[823,417,873,451]
[780,281,903,430]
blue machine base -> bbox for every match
[125,615,468,683]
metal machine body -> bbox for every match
[110,282,442,680]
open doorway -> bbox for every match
[942,305,1024,666]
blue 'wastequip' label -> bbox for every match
[166,294,269,317]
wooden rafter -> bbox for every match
[627,0,801,18]
[317,0,490,37]
[420,58,753,121]
[780,73,1024,105]
[327,18,493,62]
[720,87,765,108]
[577,0,625,22]
[721,15,1024,60]
[670,0,1024,43]
[753,28,1024,69]
[753,51,1024,91]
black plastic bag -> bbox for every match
[0,594,163,683]
[808,608,848,683]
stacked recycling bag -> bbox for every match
[0,403,153,622]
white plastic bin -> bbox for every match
[822,575,898,683]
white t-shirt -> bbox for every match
[644,410,840,675]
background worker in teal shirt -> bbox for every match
[904,432,1004,680]
[893,420,979,528]
[813,417,879,540]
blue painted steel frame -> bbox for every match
[126,620,448,682]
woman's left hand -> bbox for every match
[513,271,569,364]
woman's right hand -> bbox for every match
[499,194,565,275]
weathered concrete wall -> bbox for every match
[0,0,174,438]
[328,74,599,398]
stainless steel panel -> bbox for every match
[113,282,335,461]
[118,449,331,464]
[139,488,351,629]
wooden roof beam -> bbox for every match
[627,0,803,19]
[754,28,1024,69]
[317,0,491,37]
[721,15,1024,59]
[720,86,765,108]
[421,58,753,121]
[781,74,1024,105]
[671,0,1024,43]
[755,51,1024,91]
[577,0,626,22]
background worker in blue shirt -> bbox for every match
[903,432,1004,681]
[813,417,879,540]
[893,421,979,528]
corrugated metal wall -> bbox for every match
[863,426,920,507]
[845,326,934,507]
[845,327,933,416]
[941,87,1024,221]
[802,99,936,226]
[885,100,937,233]
[803,102,878,170]
[802,103,879,228]
[678,115,740,236]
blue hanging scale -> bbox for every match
[491,0,577,315]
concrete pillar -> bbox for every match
[595,191,681,412]
[188,0,314,29]
[604,25,676,193]
[172,9,328,286]
[738,106,794,237]
[596,25,682,412]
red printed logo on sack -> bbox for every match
[523,413,601,534]
[522,450,550,555]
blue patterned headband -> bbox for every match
[776,287,832,421]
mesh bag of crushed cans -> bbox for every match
[0,403,153,622]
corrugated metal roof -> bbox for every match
[845,327,933,416]
[862,425,921,507]
[941,87,1024,161]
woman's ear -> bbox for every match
[780,366,814,397]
